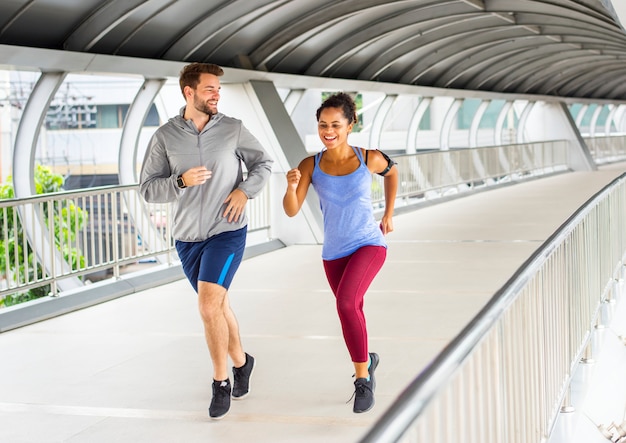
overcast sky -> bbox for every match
[613,1,626,28]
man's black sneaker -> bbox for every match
[368,352,380,391]
[232,352,255,399]
[209,379,231,419]
[353,378,375,413]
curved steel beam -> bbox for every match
[571,65,626,97]
[469,99,490,148]
[110,1,179,55]
[160,0,279,60]
[0,0,35,36]
[407,97,432,154]
[1,0,626,101]
[369,94,397,149]
[591,73,626,99]
[359,15,504,81]
[283,89,305,115]
[118,77,169,261]
[118,78,165,185]
[467,43,583,90]
[494,100,514,146]
[619,105,626,132]
[589,104,603,137]
[12,71,83,291]
[574,104,589,128]
[489,52,604,92]
[552,63,626,97]
[404,29,540,85]
[517,100,536,143]
[254,1,464,71]
[605,104,617,135]
[303,7,481,78]
[64,0,148,52]
[441,98,462,150]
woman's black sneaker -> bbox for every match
[353,378,375,413]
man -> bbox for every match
[139,62,273,419]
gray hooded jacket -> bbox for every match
[139,108,273,242]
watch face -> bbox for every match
[177,176,185,188]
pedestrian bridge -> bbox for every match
[1,162,625,443]
[2,1,626,442]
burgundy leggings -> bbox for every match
[323,245,387,363]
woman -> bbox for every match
[283,92,398,413]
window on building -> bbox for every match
[46,103,159,130]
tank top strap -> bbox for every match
[314,150,324,167]
[352,146,365,164]
[316,147,365,167]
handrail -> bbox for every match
[372,140,569,207]
[0,183,271,303]
[584,134,626,164]
[0,139,579,309]
[360,172,626,443]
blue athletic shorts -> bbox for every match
[175,226,247,292]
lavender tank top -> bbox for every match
[311,146,386,260]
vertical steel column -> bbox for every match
[516,101,536,144]
[407,97,432,154]
[369,94,397,149]
[589,105,603,137]
[606,104,618,135]
[574,104,589,129]
[283,89,305,115]
[118,78,165,185]
[118,78,169,262]
[12,71,82,292]
[469,99,490,148]
[440,98,462,151]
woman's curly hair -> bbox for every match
[316,92,358,125]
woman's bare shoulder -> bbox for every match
[298,155,315,171]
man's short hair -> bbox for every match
[179,63,224,98]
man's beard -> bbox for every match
[194,96,216,117]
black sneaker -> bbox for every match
[232,353,255,399]
[368,352,380,391]
[209,379,231,420]
[353,378,375,413]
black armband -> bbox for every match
[377,150,396,176]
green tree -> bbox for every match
[0,165,87,307]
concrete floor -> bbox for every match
[1,166,625,443]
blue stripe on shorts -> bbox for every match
[217,253,235,286]
[175,226,247,292]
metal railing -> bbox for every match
[360,172,626,442]
[372,141,569,206]
[0,140,571,307]
[0,184,271,305]
[585,135,626,164]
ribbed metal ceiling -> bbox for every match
[1,0,625,100]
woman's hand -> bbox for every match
[380,215,394,235]
[285,168,301,191]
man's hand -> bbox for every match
[181,166,212,187]
[223,189,248,222]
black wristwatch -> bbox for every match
[176,175,186,189]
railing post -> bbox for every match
[560,387,575,413]
[111,192,120,280]
[580,340,594,364]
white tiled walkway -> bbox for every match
[1,165,625,443]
